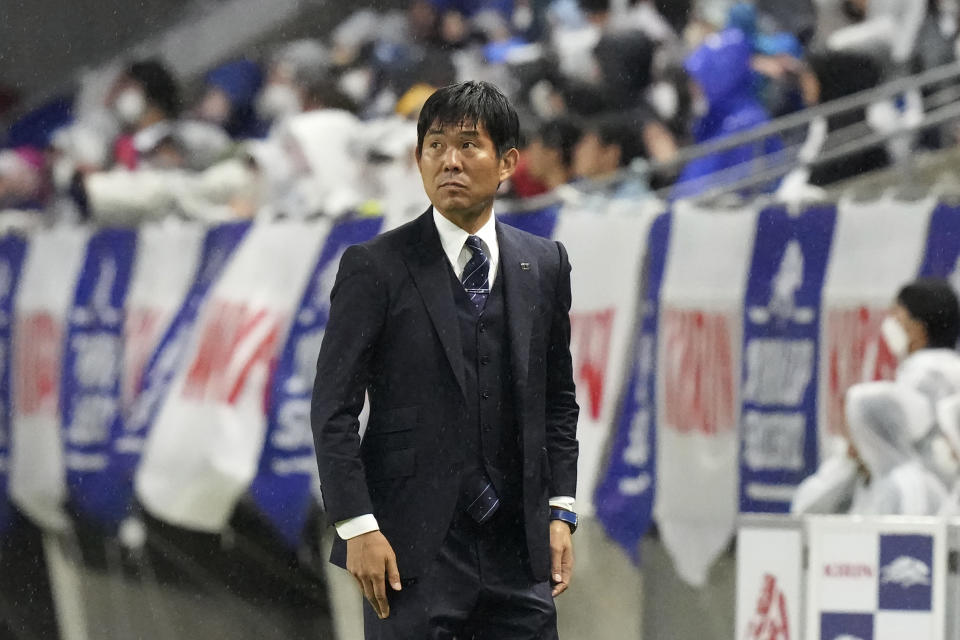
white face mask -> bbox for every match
[255,84,302,121]
[881,316,911,361]
[113,88,147,126]
[52,157,76,193]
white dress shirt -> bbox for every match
[335,209,574,540]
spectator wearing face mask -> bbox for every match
[108,59,182,170]
[255,40,330,126]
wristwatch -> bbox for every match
[550,508,578,533]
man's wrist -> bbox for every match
[550,507,578,533]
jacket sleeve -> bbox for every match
[545,240,580,499]
[311,243,387,523]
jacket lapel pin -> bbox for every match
[520,262,531,271]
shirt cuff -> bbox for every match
[549,496,576,512]
[335,514,380,540]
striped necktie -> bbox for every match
[461,235,490,312]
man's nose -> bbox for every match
[441,147,463,171]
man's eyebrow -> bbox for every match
[425,127,480,137]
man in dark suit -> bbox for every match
[311,80,580,639]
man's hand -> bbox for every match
[346,530,402,619]
[549,520,574,597]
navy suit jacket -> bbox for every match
[310,209,579,581]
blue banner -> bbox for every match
[497,204,560,238]
[252,217,384,548]
[739,205,836,513]
[61,228,138,527]
[0,235,28,535]
[594,213,670,563]
[118,221,250,515]
[917,203,960,280]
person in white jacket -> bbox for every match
[845,382,948,516]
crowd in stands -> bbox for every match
[0,0,958,227]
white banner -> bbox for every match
[122,220,204,411]
[556,206,656,512]
[736,525,804,640]
[806,515,947,640]
[136,218,328,532]
[655,204,758,586]
[10,226,90,531]
[818,196,935,461]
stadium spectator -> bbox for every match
[843,382,948,516]
[255,40,330,125]
[572,115,650,199]
[107,59,182,170]
[521,117,582,195]
[195,59,268,140]
[672,28,782,200]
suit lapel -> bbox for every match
[401,211,467,400]
[497,221,536,399]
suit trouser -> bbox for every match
[362,507,558,640]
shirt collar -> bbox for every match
[432,207,498,266]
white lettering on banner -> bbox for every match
[745,574,791,640]
[824,307,890,436]
[71,256,121,328]
[182,300,283,405]
[273,399,313,451]
[742,340,814,406]
[623,335,655,467]
[64,451,108,471]
[743,411,806,471]
[271,456,318,476]
[71,333,121,389]
[662,309,736,435]
[66,395,117,446]
[14,314,61,416]
[570,308,616,421]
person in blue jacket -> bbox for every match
[672,28,783,201]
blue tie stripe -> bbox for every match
[461,235,490,312]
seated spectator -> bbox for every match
[195,59,268,140]
[791,435,862,515]
[107,59,183,170]
[844,382,947,516]
[672,29,782,200]
[255,40,330,125]
[523,118,582,194]
[571,116,649,199]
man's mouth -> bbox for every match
[439,181,467,189]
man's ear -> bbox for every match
[499,147,519,182]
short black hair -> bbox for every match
[898,278,960,349]
[590,116,645,168]
[416,81,519,156]
[127,59,181,119]
[537,118,582,169]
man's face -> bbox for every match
[417,120,517,217]
[892,303,929,354]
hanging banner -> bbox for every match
[806,516,947,640]
[119,221,250,475]
[740,205,836,513]
[655,204,758,587]
[594,213,671,562]
[735,523,803,640]
[497,203,561,239]
[917,203,960,283]
[252,216,382,548]
[137,219,326,532]
[555,206,656,512]
[0,234,28,536]
[61,228,137,528]
[818,197,934,461]
[122,220,204,412]
[10,226,90,531]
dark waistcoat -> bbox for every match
[449,265,523,511]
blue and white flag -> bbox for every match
[594,213,671,563]
[119,222,250,496]
[0,235,27,536]
[61,228,137,528]
[917,203,960,282]
[739,205,836,514]
[252,216,383,548]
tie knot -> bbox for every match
[465,235,485,255]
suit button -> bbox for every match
[482,424,491,432]
[479,322,486,333]
[481,391,490,399]
[479,356,490,366]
